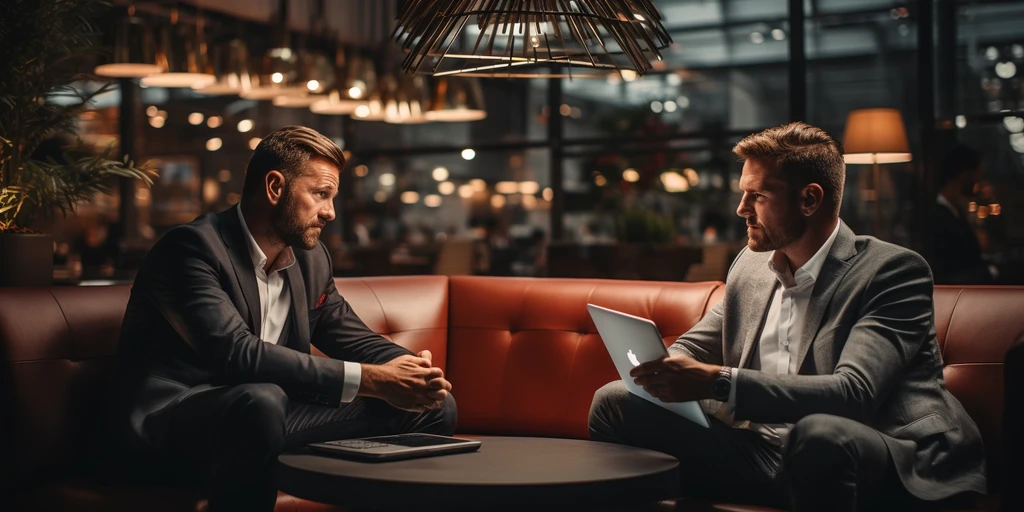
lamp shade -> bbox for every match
[94,11,161,78]
[842,108,912,164]
[392,0,672,78]
[272,94,323,108]
[142,19,216,88]
[425,77,486,122]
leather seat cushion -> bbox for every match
[14,482,347,512]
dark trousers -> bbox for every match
[121,383,457,512]
[588,381,922,511]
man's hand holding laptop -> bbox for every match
[630,354,722,403]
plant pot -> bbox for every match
[0,232,53,287]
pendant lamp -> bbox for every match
[310,48,375,115]
[194,38,252,95]
[425,76,486,121]
[141,9,215,88]
[384,75,431,124]
[94,6,162,78]
[392,0,673,78]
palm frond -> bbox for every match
[0,0,156,231]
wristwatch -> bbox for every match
[711,367,732,402]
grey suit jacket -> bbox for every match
[672,222,986,500]
[110,207,412,449]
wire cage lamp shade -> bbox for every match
[392,0,673,78]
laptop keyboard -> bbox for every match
[324,439,391,449]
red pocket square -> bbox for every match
[315,293,326,308]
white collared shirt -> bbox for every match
[937,193,959,219]
[237,204,361,404]
[716,222,841,447]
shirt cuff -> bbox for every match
[339,361,362,405]
[726,367,738,414]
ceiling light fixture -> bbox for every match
[392,0,672,78]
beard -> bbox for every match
[745,211,806,252]
[271,186,324,250]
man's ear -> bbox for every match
[265,170,286,206]
[801,183,824,216]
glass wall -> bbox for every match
[48,0,1024,284]
[949,0,1024,284]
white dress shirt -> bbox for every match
[715,222,841,447]
[237,205,361,404]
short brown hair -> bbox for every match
[242,126,346,198]
[733,122,845,216]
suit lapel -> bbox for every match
[735,263,778,369]
[218,207,262,336]
[286,262,310,353]
[795,222,857,372]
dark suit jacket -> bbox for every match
[672,222,986,500]
[932,203,994,284]
[111,207,411,449]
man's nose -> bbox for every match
[321,203,336,222]
[736,196,750,218]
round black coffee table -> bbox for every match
[276,436,680,510]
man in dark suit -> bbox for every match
[105,126,456,511]
[931,144,997,284]
[589,122,985,510]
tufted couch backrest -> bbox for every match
[0,278,1020,496]
[442,276,720,438]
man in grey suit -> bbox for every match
[102,126,456,511]
[589,122,986,510]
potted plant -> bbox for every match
[1,0,156,286]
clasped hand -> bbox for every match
[629,354,719,403]
[364,350,452,412]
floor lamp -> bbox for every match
[842,108,913,237]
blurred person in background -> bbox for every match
[932,144,998,284]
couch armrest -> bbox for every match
[1005,334,1024,510]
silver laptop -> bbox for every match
[587,303,710,428]
[308,433,481,462]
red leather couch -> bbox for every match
[1,276,1020,511]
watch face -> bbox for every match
[712,378,730,399]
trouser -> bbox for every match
[588,381,924,511]
[124,383,457,512]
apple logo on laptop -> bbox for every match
[627,349,640,367]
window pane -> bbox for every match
[955,2,1024,115]
[553,147,747,282]
[806,3,917,247]
[338,149,551,277]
